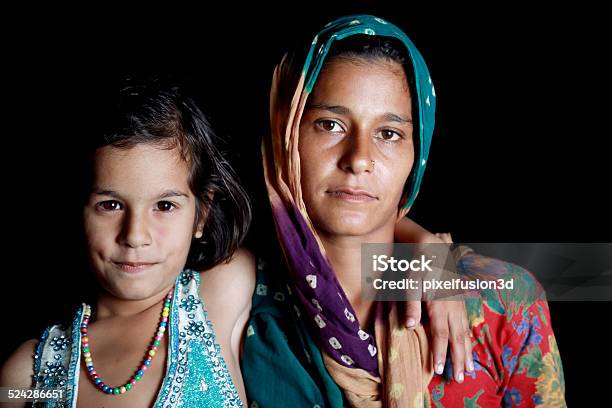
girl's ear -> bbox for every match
[194,191,215,239]
[194,208,207,239]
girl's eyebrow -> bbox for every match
[94,190,120,198]
[93,189,189,199]
[157,190,189,199]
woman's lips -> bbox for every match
[112,261,158,273]
[327,187,377,202]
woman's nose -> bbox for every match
[339,131,374,174]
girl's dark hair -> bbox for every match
[87,79,251,271]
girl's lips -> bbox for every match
[112,262,158,273]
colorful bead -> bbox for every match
[79,289,173,395]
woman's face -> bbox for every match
[83,144,199,300]
[299,58,414,239]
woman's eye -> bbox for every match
[376,129,402,141]
[97,200,123,211]
[316,120,344,133]
[156,201,176,212]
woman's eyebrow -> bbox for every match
[381,112,412,124]
[307,103,411,124]
[306,102,350,116]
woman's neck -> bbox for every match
[318,222,395,326]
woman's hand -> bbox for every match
[394,219,474,383]
[425,290,474,383]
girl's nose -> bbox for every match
[119,210,152,248]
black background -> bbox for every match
[2,3,609,405]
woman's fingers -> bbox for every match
[435,232,453,244]
[463,306,475,374]
[428,232,470,381]
[448,309,466,383]
[404,300,422,329]
[428,300,472,383]
[431,318,449,376]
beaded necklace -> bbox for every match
[80,290,172,395]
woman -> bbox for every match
[241,15,565,407]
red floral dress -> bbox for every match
[427,251,566,407]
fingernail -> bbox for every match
[468,361,475,372]
[406,318,416,328]
[435,363,444,375]
[457,371,464,383]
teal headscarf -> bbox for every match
[301,14,436,209]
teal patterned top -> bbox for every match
[31,270,243,407]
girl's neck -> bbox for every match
[95,286,173,320]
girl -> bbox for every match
[241,15,566,407]
[0,82,255,407]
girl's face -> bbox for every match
[84,144,199,300]
[298,58,414,239]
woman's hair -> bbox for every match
[326,34,409,66]
[85,79,252,271]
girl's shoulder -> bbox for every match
[0,338,38,390]
[199,247,256,299]
[198,247,256,326]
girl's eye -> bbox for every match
[316,120,344,133]
[156,201,176,212]
[376,129,402,141]
[97,200,123,211]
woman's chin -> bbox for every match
[317,217,378,238]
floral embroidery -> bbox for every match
[180,294,201,312]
